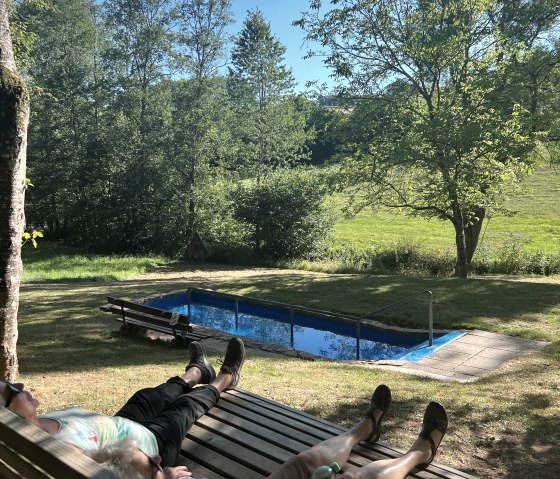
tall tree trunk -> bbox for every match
[452,204,469,278]
[0,0,30,381]
[465,207,486,266]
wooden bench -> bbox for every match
[0,389,478,479]
[179,389,480,479]
[101,296,210,342]
[0,408,119,479]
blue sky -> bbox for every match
[227,1,335,92]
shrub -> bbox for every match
[232,169,335,260]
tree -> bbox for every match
[0,0,30,380]
[170,0,233,245]
[228,9,311,180]
[23,0,104,241]
[297,0,560,277]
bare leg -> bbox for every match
[181,360,234,393]
[208,371,233,393]
[337,435,436,479]
[298,413,380,471]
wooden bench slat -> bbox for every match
[220,393,344,440]
[0,441,51,479]
[181,436,267,479]
[0,459,28,479]
[0,409,119,479]
[103,304,192,333]
[187,424,281,475]
[206,407,310,454]
[195,416,295,464]
[176,455,227,479]
[106,297,190,324]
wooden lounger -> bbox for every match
[0,389,478,479]
[179,389,479,479]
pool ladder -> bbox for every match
[356,290,433,360]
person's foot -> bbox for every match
[415,401,448,469]
[219,337,245,389]
[185,342,216,384]
[363,384,392,442]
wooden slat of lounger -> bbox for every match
[0,442,50,479]
[213,398,323,446]
[220,393,341,440]
[0,409,118,479]
[188,424,282,474]
[176,455,226,479]
[195,416,295,464]
[221,391,401,466]
[230,390,407,461]
[181,435,269,479]
[214,394,398,471]
[206,407,311,454]
[234,392,474,479]
[0,459,28,479]
[228,389,345,436]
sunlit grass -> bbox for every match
[331,165,560,254]
[21,243,170,283]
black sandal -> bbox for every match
[363,384,392,442]
[416,401,448,469]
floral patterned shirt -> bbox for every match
[39,407,158,455]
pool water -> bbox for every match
[146,290,465,362]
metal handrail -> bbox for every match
[356,290,434,359]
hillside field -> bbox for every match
[332,165,560,255]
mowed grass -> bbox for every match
[333,165,560,254]
[16,252,560,479]
[21,243,170,283]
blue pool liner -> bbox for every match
[145,290,465,362]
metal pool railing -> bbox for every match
[185,287,434,360]
[356,290,434,360]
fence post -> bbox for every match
[428,291,433,346]
[356,319,361,360]
[235,298,239,330]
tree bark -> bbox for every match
[465,207,486,266]
[0,0,30,381]
[451,201,469,278]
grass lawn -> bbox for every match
[16,255,560,479]
[333,165,560,254]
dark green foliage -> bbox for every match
[228,9,312,178]
[233,169,334,260]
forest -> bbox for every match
[8,0,560,278]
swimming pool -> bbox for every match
[144,288,465,362]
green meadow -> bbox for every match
[332,165,560,254]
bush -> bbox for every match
[232,169,335,260]
[325,240,455,276]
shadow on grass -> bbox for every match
[18,265,560,375]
